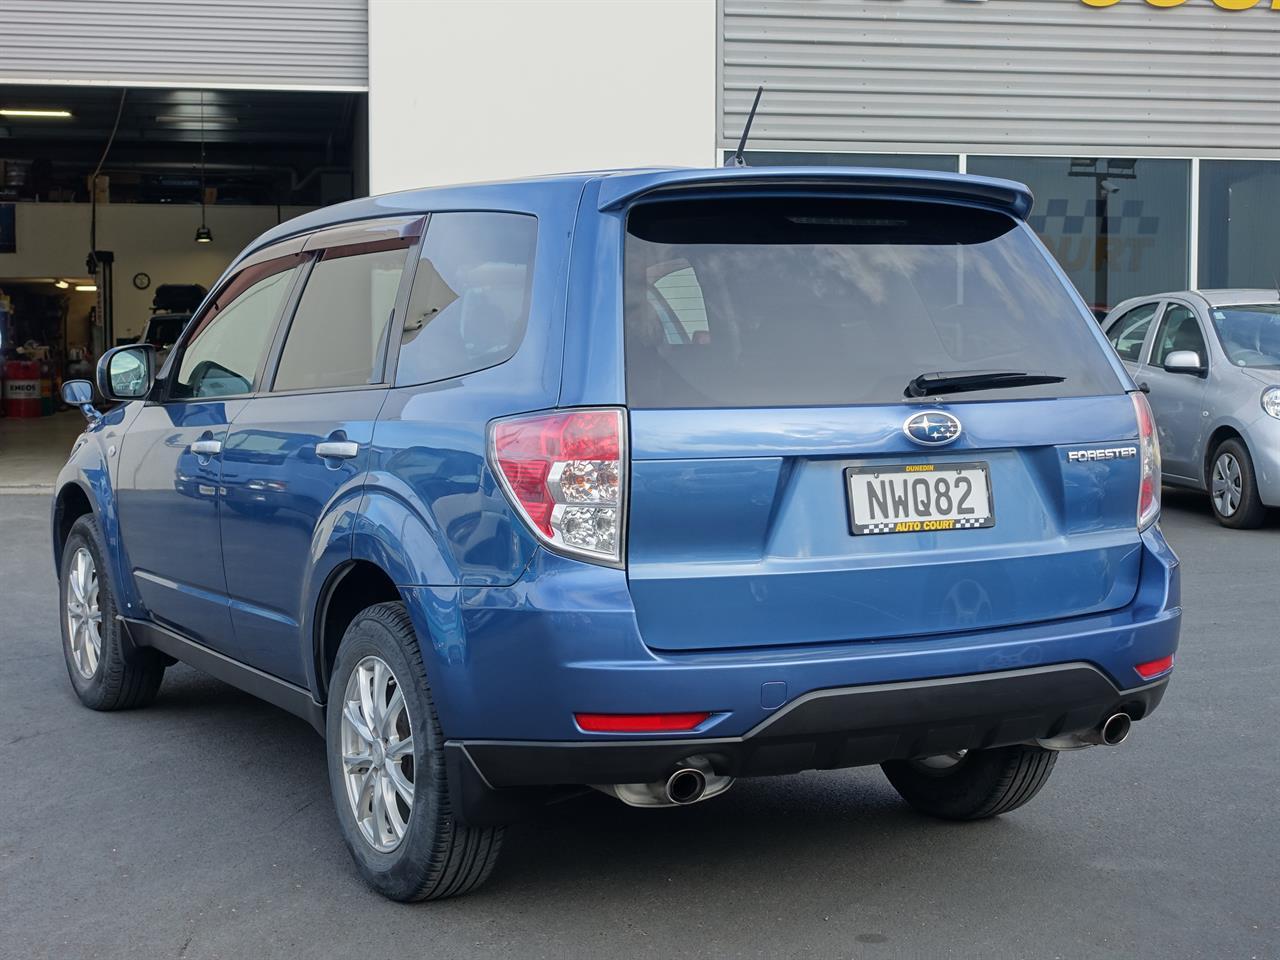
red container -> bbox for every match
[3,360,42,417]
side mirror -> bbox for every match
[61,379,94,405]
[1163,350,1205,376]
[96,344,156,401]
[61,379,102,423]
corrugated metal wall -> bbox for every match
[721,0,1280,158]
[1,0,368,90]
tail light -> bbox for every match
[489,408,626,566]
[1133,391,1161,530]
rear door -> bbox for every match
[622,195,1144,653]
[216,218,419,682]
[1137,300,1209,481]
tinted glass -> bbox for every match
[624,197,1122,409]
[968,157,1189,316]
[273,245,409,392]
[395,212,537,386]
[1107,303,1159,362]
[174,266,299,399]
[1208,303,1280,369]
[1199,161,1280,288]
[1150,305,1205,367]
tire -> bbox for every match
[881,744,1057,821]
[325,601,503,902]
[1208,438,1267,529]
[59,514,166,710]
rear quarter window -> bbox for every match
[394,212,537,387]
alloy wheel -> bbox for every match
[339,655,415,852]
[1211,452,1243,518]
[65,547,102,679]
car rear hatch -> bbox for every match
[621,191,1143,653]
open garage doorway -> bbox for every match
[0,84,367,491]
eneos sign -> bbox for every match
[1082,0,1279,8]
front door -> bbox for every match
[116,254,304,643]
[217,222,416,683]
[1140,300,1209,481]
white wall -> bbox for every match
[0,203,313,339]
[367,0,718,193]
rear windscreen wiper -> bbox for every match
[905,369,1066,398]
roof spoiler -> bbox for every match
[596,168,1034,221]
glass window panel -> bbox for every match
[968,157,1189,316]
[174,265,299,399]
[1107,302,1160,362]
[274,245,409,392]
[1151,304,1206,367]
[1199,160,1280,290]
[730,151,960,172]
[395,212,537,387]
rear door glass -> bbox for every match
[1107,303,1159,362]
[273,242,411,392]
[624,197,1122,408]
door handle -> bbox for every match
[316,440,359,460]
[190,438,223,456]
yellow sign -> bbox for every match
[1082,0,1279,8]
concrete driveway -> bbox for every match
[1,491,1276,959]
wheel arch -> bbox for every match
[1202,423,1246,489]
[313,560,403,702]
[52,480,97,570]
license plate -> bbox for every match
[846,462,995,535]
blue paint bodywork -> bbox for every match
[53,165,1180,756]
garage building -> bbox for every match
[1,0,1278,487]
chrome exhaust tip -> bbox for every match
[1099,712,1132,746]
[665,766,708,805]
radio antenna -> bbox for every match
[726,85,764,168]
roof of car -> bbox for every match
[1109,289,1280,317]
[241,165,1034,266]
[1194,289,1280,307]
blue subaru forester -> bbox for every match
[53,167,1180,901]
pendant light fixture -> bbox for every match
[194,90,212,243]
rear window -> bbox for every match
[624,197,1122,408]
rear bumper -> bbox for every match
[450,662,1170,790]
[403,526,1180,745]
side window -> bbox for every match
[1107,303,1159,362]
[173,260,301,399]
[395,212,537,387]
[649,263,710,344]
[1151,304,1206,366]
[273,242,411,392]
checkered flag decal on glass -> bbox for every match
[1028,198,1158,237]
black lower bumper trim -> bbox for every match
[449,663,1168,795]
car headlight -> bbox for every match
[1263,386,1280,420]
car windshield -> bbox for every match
[1208,303,1280,368]
[623,196,1122,408]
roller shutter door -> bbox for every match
[1,0,368,91]
[721,0,1280,158]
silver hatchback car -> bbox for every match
[1102,290,1280,528]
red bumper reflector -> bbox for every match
[1135,654,1174,680]
[575,712,711,733]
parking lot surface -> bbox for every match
[1,492,1276,960]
